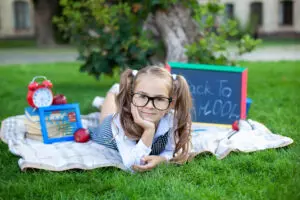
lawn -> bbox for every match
[0,39,37,49]
[0,61,299,199]
[0,39,76,53]
[258,38,300,47]
[1,38,299,51]
[228,38,300,50]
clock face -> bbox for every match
[32,88,53,107]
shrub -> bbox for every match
[185,0,261,66]
[55,0,260,79]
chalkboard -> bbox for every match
[169,62,248,125]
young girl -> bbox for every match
[90,66,193,172]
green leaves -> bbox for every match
[55,0,260,78]
[186,0,260,66]
[238,35,262,55]
[55,0,157,79]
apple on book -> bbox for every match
[74,128,90,143]
[52,94,67,105]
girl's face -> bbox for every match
[133,74,171,124]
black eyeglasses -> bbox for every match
[131,93,172,111]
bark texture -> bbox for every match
[144,4,201,63]
[34,0,58,47]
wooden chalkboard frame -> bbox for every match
[169,62,248,126]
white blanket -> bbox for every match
[0,112,293,172]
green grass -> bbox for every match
[0,39,76,53]
[0,61,299,199]
[0,39,36,49]
[0,47,77,54]
[229,38,300,50]
[1,38,299,51]
[258,38,300,47]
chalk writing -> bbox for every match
[198,99,240,120]
[171,65,245,124]
[189,81,214,96]
[218,80,232,98]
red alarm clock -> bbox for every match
[27,76,53,108]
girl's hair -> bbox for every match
[115,66,193,164]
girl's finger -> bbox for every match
[131,104,136,119]
[142,155,154,162]
[131,103,142,123]
[131,104,138,122]
[131,165,139,172]
[132,165,148,172]
[133,164,151,171]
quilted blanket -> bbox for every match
[0,112,293,172]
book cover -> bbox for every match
[25,107,40,122]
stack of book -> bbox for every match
[24,107,74,141]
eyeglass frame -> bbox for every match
[131,92,173,111]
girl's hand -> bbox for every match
[131,104,155,131]
[132,156,167,172]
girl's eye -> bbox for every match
[156,97,166,102]
[138,94,147,99]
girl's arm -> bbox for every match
[131,155,167,172]
[114,132,152,171]
[113,105,156,172]
[131,118,176,172]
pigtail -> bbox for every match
[116,69,143,139]
[116,68,134,113]
[171,75,193,164]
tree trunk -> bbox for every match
[34,0,58,47]
[144,4,201,63]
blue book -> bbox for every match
[25,107,40,122]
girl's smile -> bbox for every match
[140,111,156,115]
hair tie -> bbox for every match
[132,70,138,77]
[172,74,177,80]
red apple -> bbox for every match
[52,94,67,105]
[232,120,239,131]
[165,63,171,72]
[74,128,90,143]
